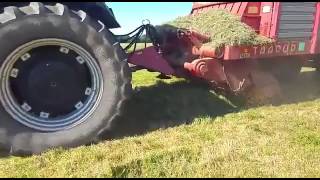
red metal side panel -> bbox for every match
[259,2,274,37]
[219,3,227,9]
[211,6,218,10]
[242,16,261,32]
[310,2,320,54]
[226,3,234,11]
[224,46,242,60]
[224,39,311,60]
[242,2,261,32]
[192,2,225,10]
[128,47,175,75]
[244,2,261,16]
[191,2,248,17]
[231,2,242,14]
[269,2,280,39]
[193,9,198,14]
[202,6,208,12]
[238,2,249,16]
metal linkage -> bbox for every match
[114,19,161,55]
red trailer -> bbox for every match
[129,2,320,98]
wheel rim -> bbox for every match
[0,39,103,132]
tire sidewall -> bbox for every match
[0,13,126,154]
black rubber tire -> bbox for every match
[0,2,132,155]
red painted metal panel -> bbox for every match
[191,2,248,17]
[192,2,225,10]
[242,16,261,32]
[223,40,311,60]
[192,2,228,13]
[259,2,274,37]
[226,3,233,11]
[220,3,227,9]
[241,2,261,32]
[244,2,261,16]
[128,47,175,75]
[202,7,208,12]
[310,2,320,54]
[238,2,249,16]
[231,2,241,14]
[183,58,227,85]
[211,6,218,10]
[269,2,280,39]
[224,46,242,60]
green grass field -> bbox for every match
[0,68,320,178]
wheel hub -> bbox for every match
[0,39,103,131]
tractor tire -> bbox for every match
[0,3,132,155]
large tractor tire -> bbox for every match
[0,2,132,155]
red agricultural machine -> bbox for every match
[0,2,319,155]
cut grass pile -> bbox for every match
[166,9,272,48]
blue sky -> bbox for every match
[106,2,193,35]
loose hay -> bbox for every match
[163,9,276,105]
[165,9,272,48]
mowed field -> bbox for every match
[0,60,319,177]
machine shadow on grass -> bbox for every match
[1,71,318,157]
[101,70,320,141]
[101,80,244,140]
[274,70,320,105]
